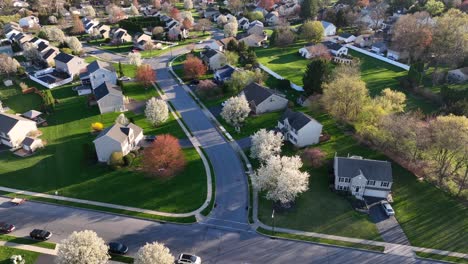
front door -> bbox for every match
[355,187,360,193]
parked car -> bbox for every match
[381,201,395,216]
[221,100,227,107]
[177,253,201,264]
[30,229,52,240]
[144,135,157,142]
[0,223,15,233]
[119,76,131,81]
[108,242,129,255]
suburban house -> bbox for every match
[277,109,323,147]
[168,26,189,41]
[265,11,279,26]
[21,137,43,153]
[201,49,226,70]
[214,65,237,83]
[299,41,348,58]
[111,28,132,43]
[4,22,23,39]
[238,17,249,30]
[337,33,356,43]
[0,39,13,56]
[334,155,393,199]
[218,36,236,49]
[95,24,111,39]
[0,112,38,148]
[41,47,59,66]
[205,39,224,51]
[371,42,387,54]
[94,82,125,114]
[18,16,39,28]
[93,123,143,163]
[447,67,468,84]
[82,18,99,34]
[11,33,32,46]
[80,60,118,89]
[355,34,373,48]
[247,20,264,36]
[323,41,348,56]
[238,33,267,47]
[321,21,336,36]
[387,48,408,61]
[133,33,153,50]
[203,8,220,19]
[54,52,86,77]
[240,82,288,115]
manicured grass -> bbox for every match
[199,93,231,108]
[112,63,138,78]
[0,246,40,264]
[122,81,157,101]
[257,227,386,252]
[110,254,134,263]
[0,234,56,249]
[92,42,134,54]
[349,50,438,113]
[0,84,43,114]
[219,111,283,140]
[200,148,215,217]
[0,84,205,213]
[255,41,309,86]
[415,252,468,263]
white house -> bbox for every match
[299,41,347,58]
[93,123,143,163]
[323,41,348,56]
[214,65,238,83]
[80,60,118,89]
[54,52,86,77]
[371,42,387,55]
[247,20,264,36]
[201,49,226,70]
[334,155,393,199]
[265,11,279,26]
[337,33,356,43]
[204,39,224,52]
[321,21,336,36]
[94,82,125,114]
[238,17,249,30]
[277,109,323,147]
[387,48,408,61]
[19,16,40,28]
[240,82,288,115]
[0,113,38,148]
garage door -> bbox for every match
[364,189,388,198]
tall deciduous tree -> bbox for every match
[142,135,186,178]
[56,230,110,264]
[184,0,193,9]
[224,22,238,37]
[272,22,295,48]
[66,36,82,53]
[145,97,169,126]
[135,242,174,264]
[228,0,243,13]
[43,27,65,43]
[224,51,239,66]
[301,0,319,20]
[250,129,283,162]
[259,0,274,10]
[22,42,41,61]
[220,95,251,129]
[136,64,156,88]
[183,55,206,80]
[195,18,212,34]
[83,5,96,17]
[301,20,324,43]
[425,0,445,15]
[302,59,332,95]
[0,54,20,77]
[71,15,85,34]
[107,4,125,23]
[130,4,140,16]
[252,155,310,205]
[226,69,264,93]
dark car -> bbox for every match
[30,229,52,240]
[0,223,15,233]
[108,242,128,255]
[144,135,157,142]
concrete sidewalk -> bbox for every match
[0,240,57,255]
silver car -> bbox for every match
[177,253,201,264]
[381,201,395,216]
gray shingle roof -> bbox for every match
[54,52,74,63]
[42,48,56,60]
[21,136,36,146]
[94,123,142,143]
[94,82,122,101]
[22,110,42,119]
[0,113,33,133]
[339,32,354,38]
[280,109,318,131]
[87,60,115,74]
[322,41,344,51]
[336,156,393,182]
[242,82,279,105]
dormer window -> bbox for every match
[381,181,389,187]
[367,180,375,186]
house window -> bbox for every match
[339,177,344,182]
[344,186,349,191]
[344,178,350,183]
[381,181,390,187]
[367,180,375,186]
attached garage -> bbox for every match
[364,188,389,198]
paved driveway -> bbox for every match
[369,203,411,245]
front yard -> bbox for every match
[0,83,205,213]
[255,107,468,252]
[0,246,40,263]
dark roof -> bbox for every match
[215,65,236,80]
[372,42,387,48]
[87,60,115,74]
[323,41,344,51]
[203,49,220,59]
[280,109,318,131]
[242,82,280,105]
[42,48,56,59]
[265,12,277,19]
[37,42,49,52]
[21,137,36,146]
[54,52,74,63]
[0,113,33,133]
[13,33,24,40]
[85,23,95,30]
[29,37,38,43]
[94,82,122,101]
[339,32,354,38]
[335,156,393,182]
[115,31,125,39]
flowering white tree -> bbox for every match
[250,129,283,162]
[220,95,250,130]
[48,15,58,24]
[184,0,193,9]
[115,113,130,125]
[0,54,20,77]
[252,155,310,204]
[66,37,82,53]
[90,28,101,39]
[145,97,169,126]
[22,42,41,61]
[181,11,194,24]
[217,14,228,25]
[130,4,140,16]
[44,27,66,43]
[223,21,238,37]
[56,230,110,264]
[84,5,96,17]
[134,242,174,264]
[128,52,142,66]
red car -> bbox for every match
[0,222,15,233]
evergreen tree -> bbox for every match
[301,0,319,20]
[302,59,332,95]
[118,61,124,77]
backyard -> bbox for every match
[0,83,205,213]
[255,107,468,252]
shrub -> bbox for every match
[19,82,28,92]
[124,152,136,166]
[60,48,73,54]
[91,122,104,131]
[109,151,124,168]
[302,147,326,168]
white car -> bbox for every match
[177,253,201,264]
[381,201,395,216]
[119,76,131,81]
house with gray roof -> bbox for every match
[0,112,38,148]
[320,20,336,36]
[214,65,238,83]
[54,52,86,77]
[334,155,393,199]
[94,82,125,114]
[93,122,143,162]
[277,109,322,147]
[80,60,117,89]
[240,82,288,115]
[201,48,226,70]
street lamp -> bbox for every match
[271,209,275,238]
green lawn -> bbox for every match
[122,81,157,101]
[0,246,40,264]
[90,41,134,54]
[220,111,283,140]
[0,79,43,114]
[0,84,204,213]
[415,252,468,263]
[256,107,468,251]
[0,235,56,249]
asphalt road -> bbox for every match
[0,198,441,264]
